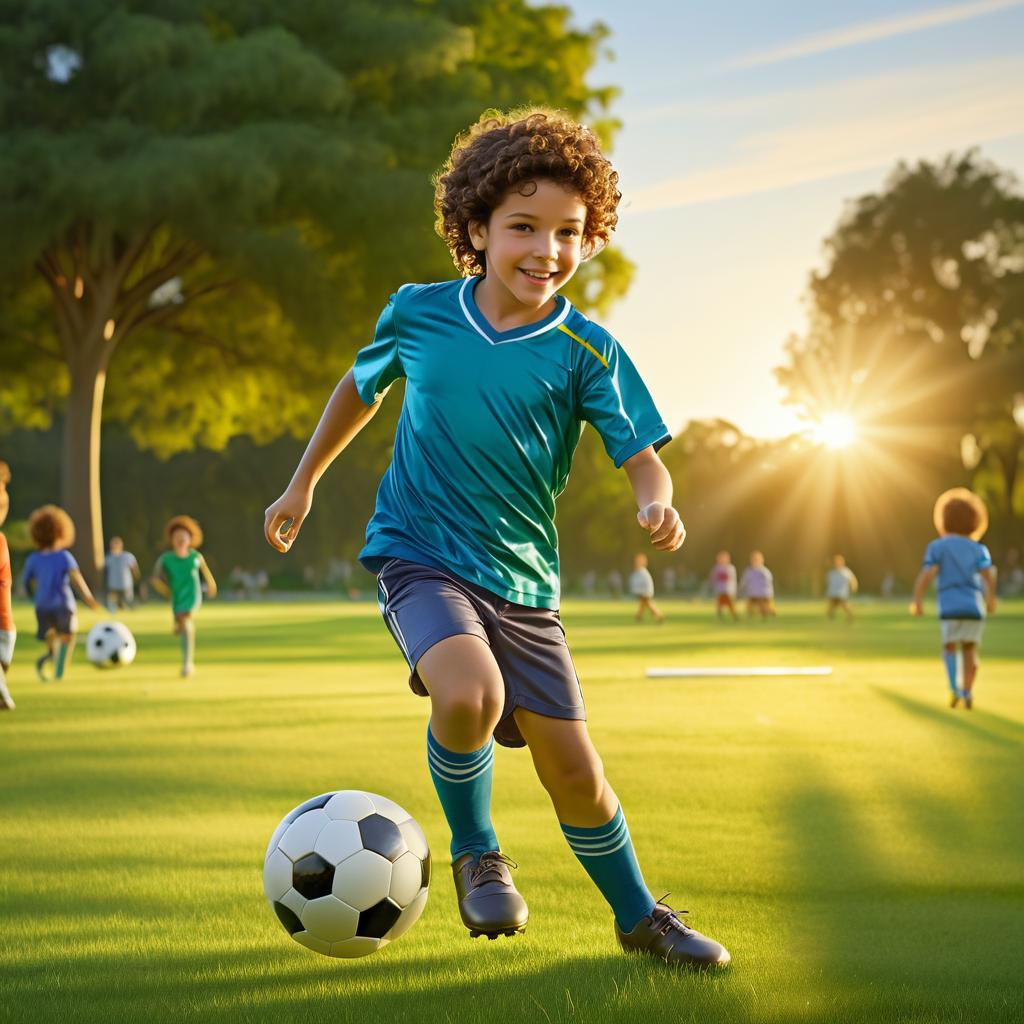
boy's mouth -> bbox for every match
[519,268,555,282]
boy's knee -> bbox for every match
[543,757,605,804]
[433,685,503,731]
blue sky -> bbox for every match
[565,0,1024,436]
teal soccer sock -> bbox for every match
[561,806,656,932]
[426,726,499,861]
[54,641,69,679]
[943,649,960,695]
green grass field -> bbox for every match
[2,598,1021,1024]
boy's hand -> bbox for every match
[87,597,101,612]
[909,601,924,616]
[986,595,997,614]
[637,502,685,552]
[265,486,313,553]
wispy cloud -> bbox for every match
[724,0,1024,70]
[628,56,1024,212]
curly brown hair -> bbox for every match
[942,498,981,537]
[29,505,75,550]
[166,515,203,548]
[434,109,620,276]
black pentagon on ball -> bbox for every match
[273,901,304,935]
[421,850,431,888]
[292,852,335,900]
[358,814,406,862]
[282,792,335,827]
[358,897,402,939]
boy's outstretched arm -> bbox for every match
[981,566,998,614]
[622,446,686,552]
[150,562,171,600]
[264,369,384,553]
[909,566,938,615]
[198,556,218,600]
[69,569,101,612]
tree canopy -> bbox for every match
[0,0,629,581]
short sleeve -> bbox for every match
[976,544,993,570]
[574,327,670,467]
[922,540,940,567]
[352,292,405,405]
[62,550,79,573]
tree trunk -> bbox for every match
[62,350,108,591]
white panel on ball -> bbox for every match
[367,793,411,824]
[398,819,429,861]
[279,887,307,918]
[313,820,362,864]
[300,895,359,944]
[294,931,331,956]
[389,852,424,908]
[330,936,380,959]
[386,887,428,941]
[263,849,294,901]
[332,849,392,911]
[278,810,330,860]
[324,791,375,821]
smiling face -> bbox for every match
[171,527,191,555]
[468,179,587,322]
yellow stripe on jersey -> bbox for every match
[558,323,609,368]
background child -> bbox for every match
[628,553,663,623]
[21,505,100,680]
[825,554,858,621]
[741,550,776,618]
[103,536,141,610]
[264,109,728,969]
[911,488,997,709]
[150,516,217,678]
[709,550,738,621]
[0,461,15,709]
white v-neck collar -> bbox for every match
[458,277,571,345]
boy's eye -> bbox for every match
[511,223,532,232]
[560,228,579,237]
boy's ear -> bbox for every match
[467,218,487,251]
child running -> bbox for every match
[264,110,729,968]
[911,489,997,709]
[150,516,217,678]
[0,461,15,709]
[21,505,100,680]
[104,536,141,610]
[709,550,738,621]
[825,554,858,622]
[629,553,664,623]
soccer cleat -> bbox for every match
[616,901,730,969]
[451,851,528,939]
[35,654,52,682]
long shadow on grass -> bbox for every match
[1,940,747,1024]
[777,753,1022,1023]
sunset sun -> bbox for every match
[813,412,858,449]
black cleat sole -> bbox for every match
[469,925,527,939]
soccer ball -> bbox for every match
[264,791,430,958]
[86,621,137,668]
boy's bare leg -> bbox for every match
[417,635,526,937]
[514,708,729,966]
[962,642,978,708]
[417,635,503,751]
[36,629,56,681]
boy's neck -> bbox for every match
[474,275,557,331]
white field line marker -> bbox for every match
[646,666,833,678]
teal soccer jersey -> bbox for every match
[352,278,670,609]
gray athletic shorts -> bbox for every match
[376,558,585,748]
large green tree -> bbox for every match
[776,152,1024,545]
[0,0,626,583]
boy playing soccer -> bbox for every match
[21,505,100,680]
[911,489,997,709]
[265,110,729,968]
[150,516,218,678]
[629,553,663,623]
[0,461,15,709]
[709,550,738,621]
[825,554,858,622]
